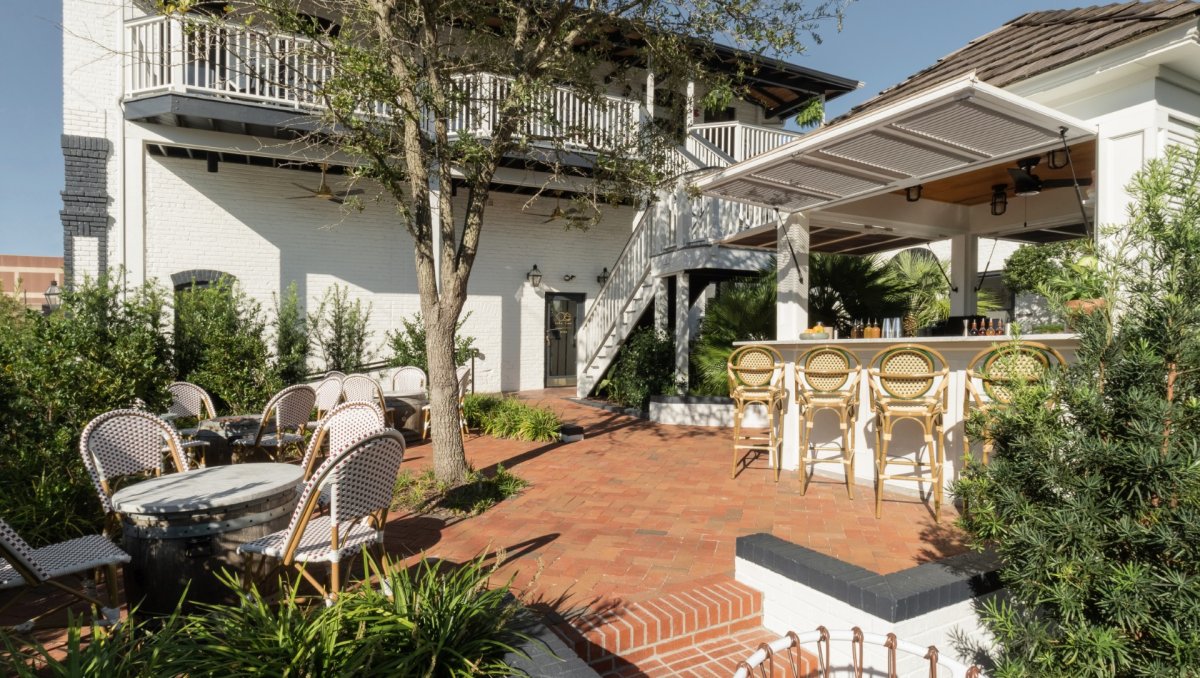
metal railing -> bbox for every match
[732,627,980,678]
[124,15,640,152]
[689,121,802,162]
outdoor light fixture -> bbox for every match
[990,184,1008,216]
[562,274,576,282]
[206,154,219,173]
[43,280,62,313]
[597,267,610,285]
[526,264,543,288]
[905,185,923,202]
[1046,148,1069,170]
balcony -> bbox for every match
[686,121,803,166]
[123,14,640,152]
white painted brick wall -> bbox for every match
[70,236,99,286]
[142,155,631,391]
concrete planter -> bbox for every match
[649,395,769,428]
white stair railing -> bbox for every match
[689,121,803,162]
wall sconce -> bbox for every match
[526,264,543,288]
[562,274,576,282]
[905,184,922,202]
[990,184,1008,216]
[597,267,610,285]
[206,154,219,173]
[1046,148,1069,170]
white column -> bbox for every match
[123,136,146,287]
[776,212,809,339]
[653,276,669,333]
[777,213,809,472]
[685,80,696,130]
[674,272,690,394]
[645,69,655,119]
[429,173,442,292]
[948,234,978,317]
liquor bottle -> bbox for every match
[969,319,979,336]
[990,319,1000,336]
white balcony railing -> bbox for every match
[689,121,802,163]
[124,15,639,152]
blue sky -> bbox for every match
[1,0,1091,256]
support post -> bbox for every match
[948,234,978,317]
[654,276,669,334]
[776,212,810,339]
[429,173,442,293]
[674,272,690,394]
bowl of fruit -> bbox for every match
[800,324,829,341]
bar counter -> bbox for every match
[735,333,1079,495]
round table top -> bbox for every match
[111,463,302,515]
[383,390,426,399]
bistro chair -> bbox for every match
[965,341,1066,464]
[0,519,131,631]
[324,370,347,381]
[866,344,950,520]
[794,345,860,498]
[300,401,388,483]
[422,365,472,440]
[391,366,427,395]
[238,429,407,602]
[232,384,317,462]
[312,376,345,424]
[80,409,191,533]
[165,381,217,438]
[727,345,786,481]
[342,374,394,427]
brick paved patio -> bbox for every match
[385,389,967,675]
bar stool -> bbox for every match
[965,341,1066,464]
[795,345,860,498]
[728,344,786,481]
[866,344,949,520]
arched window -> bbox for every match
[171,269,235,292]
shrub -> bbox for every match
[462,394,561,443]
[393,464,529,516]
[273,281,309,385]
[954,140,1200,676]
[386,311,477,373]
[174,278,277,415]
[0,276,173,543]
[1001,239,1086,294]
[604,327,676,409]
[0,555,529,677]
[309,284,372,373]
[690,271,776,396]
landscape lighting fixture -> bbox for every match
[597,267,610,285]
[990,184,1008,216]
[526,264,543,288]
[44,280,62,313]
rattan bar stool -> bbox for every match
[728,345,787,481]
[795,345,860,498]
[866,344,949,520]
[965,341,1066,464]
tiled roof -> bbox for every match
[841,1,1200,120]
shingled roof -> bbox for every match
[842,1,1200,120]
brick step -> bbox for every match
[552,575,764,674]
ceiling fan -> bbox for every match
[288,164,363,205]
[526,198,584,223]
[1006,155,1092,197]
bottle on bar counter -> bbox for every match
[969,319,979,336]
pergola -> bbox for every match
[696,74,1097,337]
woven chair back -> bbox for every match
[392,366,427,393]
[0,519,51,585]
[263,384,317,433]
[300,401,387,481]
[342,375,385,407]
[282,429,406,561]
[727,345,783,392]
[167,381,216,420]
[313,377,344,413]
[968,342,1064,405]
[324,370,347,381]
[80,409,190,512]
[870,345,947,400]
[798,346,859,393]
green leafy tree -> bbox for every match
[0,276,173,543]
[273,281,310,385]
[1001,240,1086,295]
[954,140,1200,676]
[167,0,852,484]
[386,312,476,375]
[175,278,277,414]
[309,283,373,373]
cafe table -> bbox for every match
[195,414,263,466]
[111,462,301,614]
[382,390,427,443]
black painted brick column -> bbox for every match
[60,134,112,282]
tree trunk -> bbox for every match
[425,309,470,485]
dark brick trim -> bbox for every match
[170,269,236,290]
[736,533,1001,623]
[60,134,112,281]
